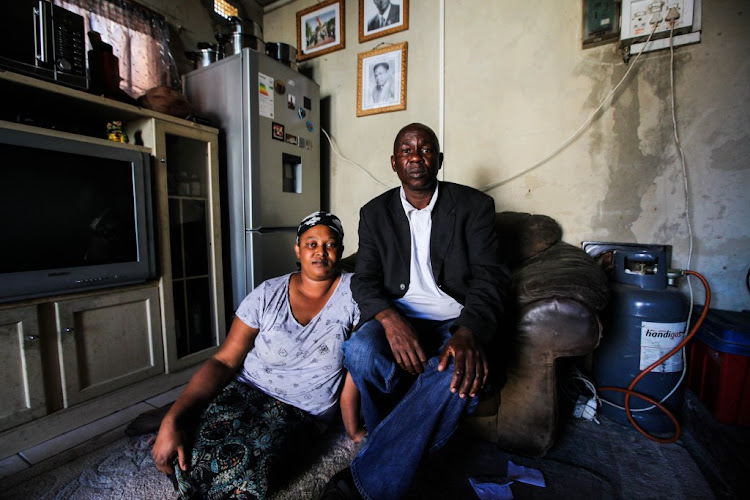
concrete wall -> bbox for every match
[262,0,749,312]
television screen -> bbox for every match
[0,143,138,273]
[0,125,155,303]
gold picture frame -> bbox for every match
[359,0,409,43]
[296,0,345,62]
[357,42,407,117]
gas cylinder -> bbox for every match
[593,247,690,433]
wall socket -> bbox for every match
[620,0,702,57]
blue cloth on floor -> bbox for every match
[507,460,546,487]
[469,476,514,500]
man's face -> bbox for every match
[391,126,443,193]
[373,0,390,13]
[374,65,388,87]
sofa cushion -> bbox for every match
[494,212,562,267]
[513,242,609,311]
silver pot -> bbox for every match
[265,42,297,71]
[222,17,265,57]
[186,42,221,70]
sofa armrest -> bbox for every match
[464,297,602,456]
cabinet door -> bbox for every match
[55,286,164,408]
[151,121,225,372]
[0,306,45,431]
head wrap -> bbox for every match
[296,211,344,244]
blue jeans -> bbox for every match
[342,318,478,500]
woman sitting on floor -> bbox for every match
[152,211,365,499]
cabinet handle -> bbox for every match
[64,327,75,334]
[159,158,166,163]
[27,335,39,341]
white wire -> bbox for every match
[321,127,391,189]
[479,24,659,193]
[600,21,697,414]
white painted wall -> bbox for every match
[260,0,749,311]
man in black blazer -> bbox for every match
[367,0,401,31]
[321,123,508,500]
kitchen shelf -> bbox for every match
[0,69,213,142]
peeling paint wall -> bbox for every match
[260,0,749,310]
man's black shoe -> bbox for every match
[318,467,363,500]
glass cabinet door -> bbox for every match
[148,120,224,373]
[165,134,215,359]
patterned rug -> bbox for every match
[1,431,357,500]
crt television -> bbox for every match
[0,123,156,303]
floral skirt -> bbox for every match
[173,380,314,500]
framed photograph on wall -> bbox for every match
[296,0,345,62]
[357,42,407,117]
[359,0,409,43]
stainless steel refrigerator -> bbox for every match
[183,48,321,315]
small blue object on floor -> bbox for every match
[469,460,546,499]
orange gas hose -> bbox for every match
[597,270,711,443]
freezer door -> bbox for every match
[240,230,298,310]
[244,50,321,229]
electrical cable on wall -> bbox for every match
[321,127,391,189]
[479,23,659,193]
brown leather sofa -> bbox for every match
[461,211,609,456]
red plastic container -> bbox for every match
[687,308,750,426]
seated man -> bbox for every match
[322,123,509,499]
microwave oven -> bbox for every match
[0,0,87,90]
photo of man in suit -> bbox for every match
[367,0,400,32]
[371,61,395,104]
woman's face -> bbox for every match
[294,225,342,280]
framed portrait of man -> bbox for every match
[357,42,407,117]
[296,0,345,62]
[359,0,409,43]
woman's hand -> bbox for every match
[152,417,188,475]
[347,427,368,444]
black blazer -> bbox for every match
[351,182,509,346]
[367,4,400,31]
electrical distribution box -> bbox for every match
[620,0,701,56]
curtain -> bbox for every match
[54,0,179,97]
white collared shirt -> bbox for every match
[393,182,464,320]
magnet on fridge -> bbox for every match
[272,122,284,141]
[298,107,306,119]
[304,96,312,110]
[274,80,286,95]
[288,94,296,110]
[306,121,314,132]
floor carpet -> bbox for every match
[1,417,716,499]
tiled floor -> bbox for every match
[0,384,185,481]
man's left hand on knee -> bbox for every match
[437,326,489,398]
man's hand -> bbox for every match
[152,417,188,475]
[376,309,427,375]
[438,326,489,398]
